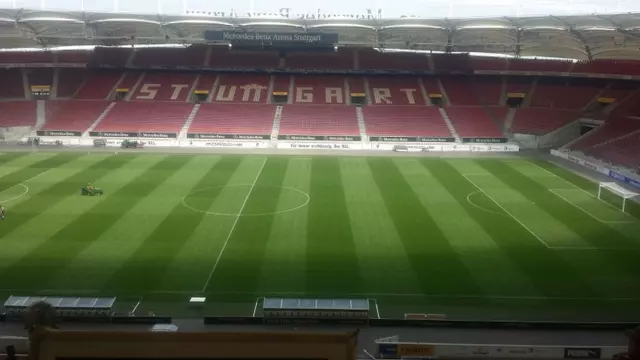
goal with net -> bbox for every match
[597,182,639,213]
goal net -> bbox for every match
[597,182,639,213]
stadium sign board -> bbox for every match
[550,150,640,189]
[187,133,270,140]
[278,142,362,150]
[462,137,508,143]
[564,348,601,359]
[370,136,455,142]
[205,31,339,45]
[37,130,82,137]
[89,132,177,138]
[610,170,640,189]
[278,135,362,141]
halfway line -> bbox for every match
[200,157,268,292]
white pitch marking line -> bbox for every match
[466,191,507,216]
[462,174,551,248]
[0,184,29,203]
[0,167,49,188]
[201,157,268,292]
[131,297,143,315]
[548,189,636,224]
[252,297,260,317]
[0,169,52,204]
[526,160,628,213]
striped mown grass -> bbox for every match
[0,152,638,321]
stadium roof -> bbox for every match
[1,7,640,60]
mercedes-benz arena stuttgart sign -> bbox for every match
[0,0,640,60]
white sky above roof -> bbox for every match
[5,0,639,18]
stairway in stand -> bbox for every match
[83,102,117,136]
[438,108,461,142]
[356,106,367,141]
[178,104,201,139]
[271,105,283,141]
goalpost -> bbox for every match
[597,182,639,213]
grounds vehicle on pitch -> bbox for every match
[81,186,104,196]
[121,140,144,149]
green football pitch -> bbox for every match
[0,151,639,321]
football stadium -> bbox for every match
[1,0,640,357]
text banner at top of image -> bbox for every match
[205,31,339,45]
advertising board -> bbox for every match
[278,142,362,150]
[205,31,339,45]
[89,132,177,138]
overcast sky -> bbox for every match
[4,0,639,19]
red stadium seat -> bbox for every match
[0,102,37,127]
[132,45,207,68]
[130,72,197,102]
[56,50,92,64]
[279,105,359,136]
[0,51,53,63]
[530,78,604,110]
[586,132,640,170]
[285,49,354,70]
[291,76,346,105]
[440,76,478,106]
[188,104,275,135]
[57,69,86,98]
[510,108,580,135]
[90,47,132,67]
[43,100,110,132]
[209,47,280,69]
[509,58,572,73]
[445,106,504,137]
[470,57,508,71]
[367,77,427,106]
[0,69,25,99]
[359,49,429,71]
[93,102,192,133]
[212,74,270,103]
[432,54,473,72]
[572,117,640,150]
[75,71,123,100]
[363,106,452,137]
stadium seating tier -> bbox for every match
[189,104,275,135]
[43,100,110,132]
[0,69,25,98]
[510,108,580,135]
[362,106,452,137]
[93,102,192,133]
[279,105,360,136]
[0,102,37,127]
[445,107,504,138]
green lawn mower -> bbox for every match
[81,186,104,196]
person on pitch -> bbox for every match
[0,204,5,220]
[86,182,94,191]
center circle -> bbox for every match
[182,184,310,217]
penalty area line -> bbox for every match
[200,157,268,293]
[548,189,637,224]
[527,160,628,213]
[461,174,551,249]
